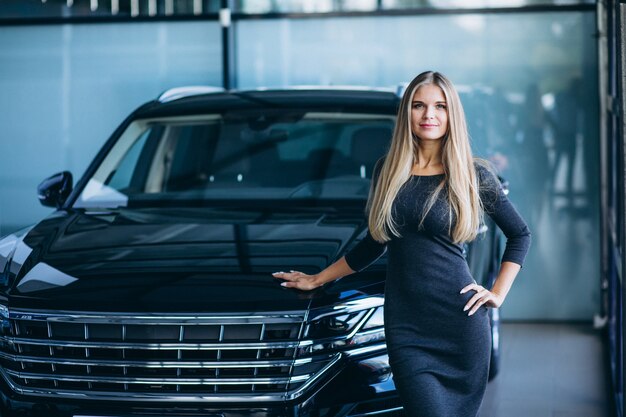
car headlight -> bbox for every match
[304,310,369,339]
[298,297,386,357]
[0,304,10,352]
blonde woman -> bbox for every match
[272,71,531,417]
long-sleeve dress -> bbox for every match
[344,161,531,417]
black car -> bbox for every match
[0,87,504,416]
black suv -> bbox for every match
[0,87,503,416]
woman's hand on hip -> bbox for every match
[460,283,504,316]
[272,270,321,291]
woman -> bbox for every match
[272,71,531,417]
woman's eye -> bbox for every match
[412,103,423,108]
[436,104,447,109]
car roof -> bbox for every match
[135,87,402,119]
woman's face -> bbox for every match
[410,83,449,142]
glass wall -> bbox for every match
[0,9,600,320]
[0,0,593,19]
[237,11,599,320]
[0,21,222,235]
[235,0,593,13]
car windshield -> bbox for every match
[73,110,395,208]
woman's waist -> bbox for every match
[386,248,470,277]
[384,256,475,298]
[388,231,465,256]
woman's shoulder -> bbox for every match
[473,158,503,198]
[473,158,493,174]
[473,158,498,183]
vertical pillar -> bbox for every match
[598,0,610,326]
[602,1,625,415]
[221,0,236,90]
[614,4,626,416]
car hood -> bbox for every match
[2,206,385,313]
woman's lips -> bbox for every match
[419,124,438,128]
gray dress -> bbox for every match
[344,163,531,417]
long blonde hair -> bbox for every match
[367,71,484,244]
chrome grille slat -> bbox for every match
[46,322,57,388]
[84,323,91,390]
[5,369,311,385]
[216,324,224,385]
[0,351,329,368]
[177,325,183,392]
[287,313,308,391]
[0,308,343,401]
[10,310,305,324]
[6,337,308,349]
[121,323,128,392]
[254,323,265,393]
[14,320,25,372]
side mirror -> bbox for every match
[37,171,73,208]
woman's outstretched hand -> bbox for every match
[460,283,504,316]
[272,270,320,291]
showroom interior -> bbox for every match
[0,0,625,416]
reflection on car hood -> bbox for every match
[5,207,385,313]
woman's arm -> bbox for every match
[272,157,389,291]
[272,256,355,290]
[462,163,532,315]
[273,229,388,290]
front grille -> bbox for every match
[0,310,341,402]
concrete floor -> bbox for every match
[478,323,612,417]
